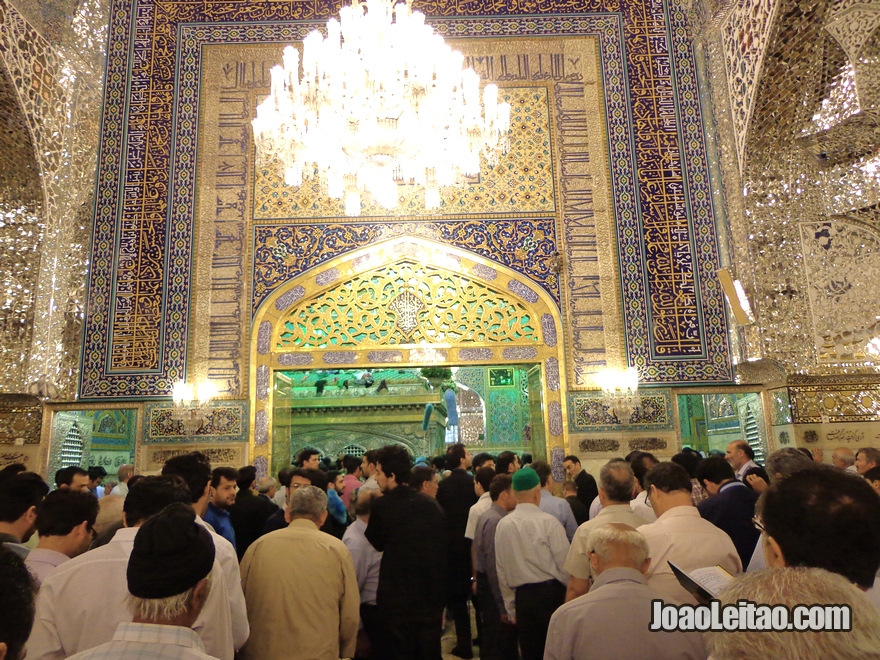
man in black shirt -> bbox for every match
[366,445,447,660]
[436,443,478,659]
[229,465,278,560]
[562,455,599,511]
[562,480,590,526]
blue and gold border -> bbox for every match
[80,0,731,399]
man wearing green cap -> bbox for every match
[494,467,570,660]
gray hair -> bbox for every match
[765,447,815,484]
[95,494,125,535]
[288,485,327,521]
[706,568,880,659]
[353,488,376,517]
[126,577,211,621]
[599,460,635,503]
[256,476,276,494]
[832,449,855,467]
[858,447,880,467]
[584,523,648,569]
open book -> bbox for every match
[669,561,734,604]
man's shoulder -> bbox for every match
[446,469,473,482]
[561,578,654,613]
[635,516,667,538]
[342,522,365,546]
[257,522,346,548]
[674,509,741,541]
[577,471,597,484]
[438,470,474,494]
[476,506,504,529]
[697,495,720,514]
[41,543,126,589]
[204,523,237,557]
[203,506,223,522]
[724,484,761,504]
[501,505,556,529]
[544,491,566,504]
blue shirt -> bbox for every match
[327,488,348,525]
[342,518,382,605]
[204,502,236,552]
[539,489,578,541]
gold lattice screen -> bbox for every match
[275,260,538,349]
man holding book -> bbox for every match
[637,462,741,605]
[545,523,706,660]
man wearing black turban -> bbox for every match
[65,503,218,659]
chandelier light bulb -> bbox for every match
[595,367,640,395]
[172,380,194,405]
[595,367,641,425]
[171,379,217,436]
[252,0,511,216]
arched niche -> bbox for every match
[250,237,567,477]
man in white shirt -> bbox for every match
[108,464,134,498]
[358,449,381,493]
[531,461,578,541]
[27,475,237,660]
[564,460,646,601]
[637,462,741,605]
[827,447,856,471]
[25,489,98,587]
[726,440,762,481]
[464,466,495,540]
[161,452,249,651]
[546,523,707,660]
[342,489,385,658]
[68,503,217,660]
[274,468,292,509]
[494,467,569,660]
[630,453,658,523]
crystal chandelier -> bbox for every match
[595,367,641,424]
[252,0,511,216]
[171,380,218,436]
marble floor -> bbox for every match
[441,606,482,660]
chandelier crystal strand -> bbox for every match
[595,367,641,424]
[252,0,511,216]
[171,380,218,435]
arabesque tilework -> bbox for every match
[79,0,732,399]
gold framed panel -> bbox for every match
[190,35,625,403]
[250,236,569,471]
[39,402,145,481]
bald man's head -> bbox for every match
[585,523,651,576]
[831,448,854,470]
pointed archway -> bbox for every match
[250,237,567,476]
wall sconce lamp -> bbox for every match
[595,367,641,424]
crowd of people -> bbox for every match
[1,440,880,659]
